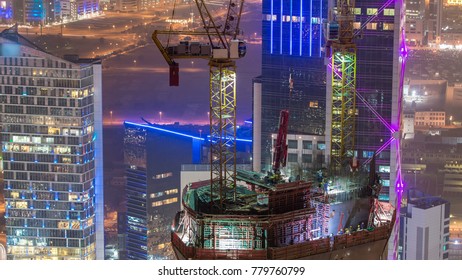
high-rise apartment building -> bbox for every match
[0,26,104,260]
[399,189,450,260]
[124,122,187,260]
[0,0,13,23]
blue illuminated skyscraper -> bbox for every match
[0,27,104,260]
[253,0,328,172]
[255,0,400,200]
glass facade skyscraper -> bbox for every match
[256,0,328,171]
[256,0,399,200]
[0,27,104,260]
[351,1,398,201]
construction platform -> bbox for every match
[171,169,395,260]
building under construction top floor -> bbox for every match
[171,169,395,260]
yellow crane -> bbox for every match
[326,0,357,171]
[152,0,246,212]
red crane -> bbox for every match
[272,110,289,176]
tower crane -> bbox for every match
[326,0,357,171]
[326,0,401,254]
[152,0,246,212]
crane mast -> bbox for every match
[152,0,246,212]
[327,0,357,171]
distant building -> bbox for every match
[440,162,462,199]
[12,0,25,24]
[117,211,127,260]
[0,0,13,23]
[403,113,415,139]
[54,0,77,22]
[448,215,462,260]
[0,27,104,260]
[414,111,446,128]
[405,0,443,45]
[75,0,99,19]
[115,0,137,12]
[399,189,450,260]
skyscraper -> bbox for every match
[123,122,191,260]
[399,189,450,260]
[254,0,403,258]
[0,26,104,260]
[254,0,328,172]
[255,0,399,195]
[123,121,252,259]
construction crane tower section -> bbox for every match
[152,0,246,212]
[327,0,357,170]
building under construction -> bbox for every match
[171,168,395,260]
[153,0,401,260]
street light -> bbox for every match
[110,111,113,125]
[159,111,162,123]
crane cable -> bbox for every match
[167,0,179,48]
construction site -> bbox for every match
[171,168,395,260]
[152,0,405,260]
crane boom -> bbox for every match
[272,110,289,175]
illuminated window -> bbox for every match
[165,189,178,195]
[383,23,394,30]
[379,165,390,173]
[353,22,361,29]
[152,197,178,207]
[363,151,374,158]
[317,142,326,150]
[69,193,80,201]
[366,23,377,30]
[309,101,319,108]
[384,9,394,16]
[367,8,378,15]
[16,201,28,209]
[12,135,30,143]
[354,8,361,15]
[155,172,172,179]
[311,17,321,24]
